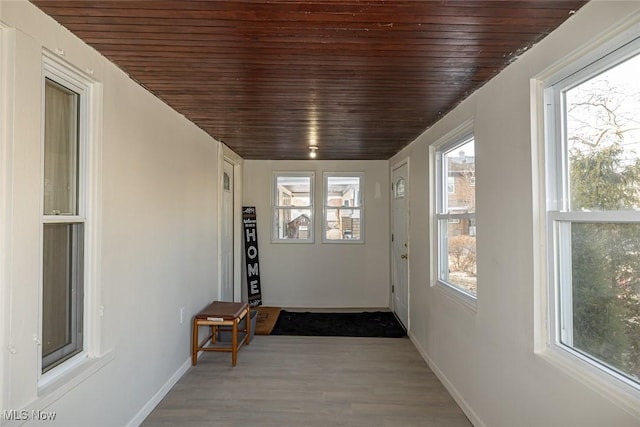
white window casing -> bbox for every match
[272,172,314,243]
[322,172,364,244]
[38,50,104,390]
[538,25,640,417]
[433,123,477,306]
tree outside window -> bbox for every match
[548,45,640,386]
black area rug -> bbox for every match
[270,310,407,338]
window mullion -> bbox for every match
[42,216,84,224]
[556,220,573,346]
[438,218,449,281]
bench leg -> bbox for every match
[246,307,251,345]
[231,319,238,366]
[191,318,198,366]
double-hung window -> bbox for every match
[323,173,364,243]
[272,172,314,242]
[435,134,477,299]
[544,38,640,390]
[41,58,93,376]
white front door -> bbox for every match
[221,160,234,301]
[391,162,409,328]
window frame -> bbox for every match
[39,52,102,387]
[271,171,315,243]
[433,124,477,307]
[540,33,640,406]
[322,172,364,244]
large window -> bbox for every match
[436,134,477,298]
[544,38,640,390]
[41,59,93,376]
[323,173,363,243]
[272,172,314,242]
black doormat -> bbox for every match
[270,310,407,338]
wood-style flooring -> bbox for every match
[142,336,472,427]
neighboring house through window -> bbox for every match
[272,172,314,242]
[435,131,477,300]
[323,173,364,243]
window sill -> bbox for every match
[536,345,640,419]
[434,280,477,311]
[271,239,314,244]
[36,350,115,407]
[321,239,364,244]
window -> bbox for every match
[435,134,476,298]
[272,172,314,242]
[447,176,455,194]
[323,173,363,243]
[395,177,406,198]
[41,57,94,377]
[544,39,640,390]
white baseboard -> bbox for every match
[282,307,391,312]
[408,331,485,427]
[126,357,191,427]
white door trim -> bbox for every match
[218,151,243,302]
[0,23,14,416]
[390,158,410,329]
[221,159,234,301]
[225,156,243,302]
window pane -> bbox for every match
[440,218,477,295]
[274,208,311,240]
[438,136,477,297]
[276,176,311,207]
[565,53,640,212]
[325,208,361,240]
[395,178,405,198]
[326,176,360,207]
[42,223,84,372]
[443,139,475,214]
[566,222,640,383]
[44,79,79,216]
[447,176,455,194]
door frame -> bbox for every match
[218,153,243,302]
[390,158,410,330]
[0,23,13,415]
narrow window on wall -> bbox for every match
[41,61,92,375]
[272,172,314,242]
[435,134,477,299]
[323,173,364,243]
[545,37,640,390]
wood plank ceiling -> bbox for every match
[31,0,588,160]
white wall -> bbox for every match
[390,1,640,426]
[243,160,390,308]
[6,1,640,426]
[1,1,222,425]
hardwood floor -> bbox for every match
[142,336,472,427]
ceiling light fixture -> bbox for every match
[309,145,318,158]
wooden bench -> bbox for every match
[191,301,250,366]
